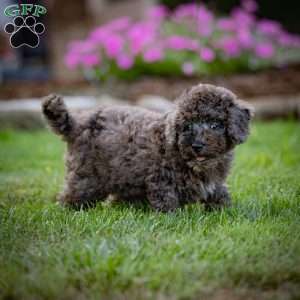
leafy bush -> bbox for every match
[65,0,300,80]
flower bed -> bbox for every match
[65,0,300,80]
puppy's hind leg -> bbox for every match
[60,174,108,210]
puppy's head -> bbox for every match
[165,84,253,162]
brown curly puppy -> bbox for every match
[42,84,253,212]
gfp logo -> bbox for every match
[4,4,47,48]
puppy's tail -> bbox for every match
[42,94,75,139]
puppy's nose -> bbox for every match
[192,142,205,150]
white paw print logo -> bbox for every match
[4,15,45,48]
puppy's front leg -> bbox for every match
[146,172,180,212]
[147,188,180,212]
[204,184,231,211]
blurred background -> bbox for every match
[1,0,300,127]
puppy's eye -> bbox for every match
[210,122,224,130]
[183,123,193,132]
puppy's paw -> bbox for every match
[204,198,231,211]
[204,185,231,211]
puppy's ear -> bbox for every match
[228,100,254,145]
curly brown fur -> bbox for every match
[42,84,253,212]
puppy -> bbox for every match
[42,84,253,212]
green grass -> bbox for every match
[0,122,300,300]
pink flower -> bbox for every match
[102,17,131,32]
[237,29,253,49]
[218,37,241,57]
[65,3,300,76]
[81,53,100,67]
[293,36,300,47]
[257,20,282,36]
[241,0,258,13]
[129,39,144,55]
[197,23,212,37]
[89,18,130,44]
[143,48,164,62]
[68,40,97,53]
[280,34,300,47]
[165,36,198,51]
[65,39,100,69]
[217,18,235,31]
[231,8,254,29]
[89,28,109,43]
[278,33,295,47]
[197,5,213,24]
[199,47,215,62]
[103,35,123,58]
[146,5,168,20]
[128,22,157,54]
[255,42,274,58]
[174,4,197,19]
[64,53,81,69]
[182,62,194,76]
[117,54,134,70]
[195,6,213,37]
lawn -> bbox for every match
[0,122,300,300]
